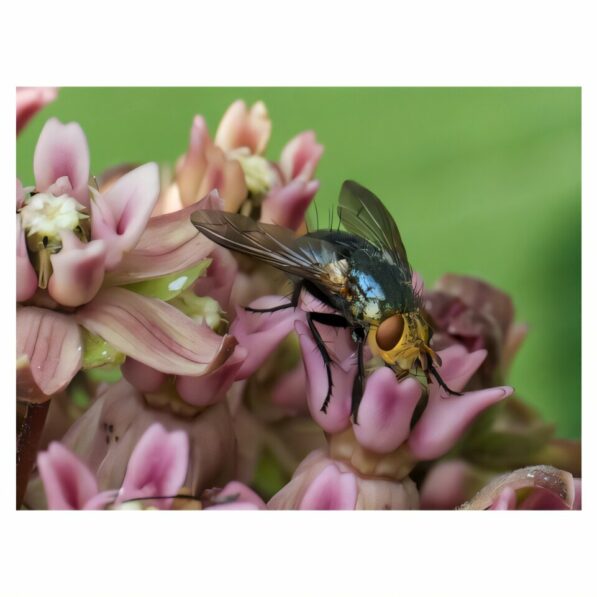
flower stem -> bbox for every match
[16,400,50,508]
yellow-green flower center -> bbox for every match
[229,148,277,198]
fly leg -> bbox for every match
[350,327,366,424]
[307,311,350,413]
[244,283,302,314]
[428,364,463,397]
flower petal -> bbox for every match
[353,369,421,454]
[229,295,305,380]
[193,245,238,313]
[17,307,82,397]
[260,179,319,231]
[279,131,324,182]
[176,345,247,406]
[33,118,90,205]
[119,423,189,509]
[37,442,99,510]
[76,287,237,376]
[460,465,576,510]
[489,487,517,510]
[48,231,107,307]
[420,459,482,510]
[299,463,358,510]
[90,162,160,269]
[296,320,354,434]
[215,100,271,155]
[103,196,216,286]
[207,481,267,510]
[16,87,58,135]
[16,217,38,302]
[121,358,166,394]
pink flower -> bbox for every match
[268,450,419,510]
[38,423,189,510]
[16,87,58,135]
[17,120,234,402]
[460,466,581,510]
[59,379,236,495]
[205,481,267,510]
[155,100,323,232]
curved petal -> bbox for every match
[16,178,25,208]
[17,306,82,397]
[461,465,576,510]
[193,244,238,313]
[353,369,421,454]
[260,179,319,231]
[37,442,98,510]
[279,130,324,182]
[76,287,237,376]
[229,295,305,380]
[90,162,160,269]
[420,459,481,510]
[207,481,267,510]
[490,487,517,510]
[296,320,354,434]
[16,217,38,302]
[215,100,271,155]
[33,118,90,205]
[175,115,211,207]
[299,463,358,510]
[176,345,247,406]
[104,196,216,286]
[119,423,189,509]
[48,231,106,307]
[17,87,58,134]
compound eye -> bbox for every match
[376,315,405,351]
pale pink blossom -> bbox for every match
[38,423,189,510]
[16,87,58,134]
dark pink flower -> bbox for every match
[16,87,58,135]
[38,423,189,510]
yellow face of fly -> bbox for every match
[367,312,439,374]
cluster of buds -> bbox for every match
[16,89,580,510]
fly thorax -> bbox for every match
[18,192,89,288]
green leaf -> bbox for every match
[122,259,211,301]
[82,329,125,370]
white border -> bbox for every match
[2,1,593,596]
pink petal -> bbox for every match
[409,385,512,461]
[229,295,305,380]
[119,423,189,509]
[103,196,216,286]
[271,363,309,415]
[16,178,25,208]
[17,306,82,396]
[517,487,572,510]
[434,344,489,392]
[175,115,212,207]
[48,230,107,307]
[76,287,237,376]
[37,442,99,510]
[296,320,354,434]
[490,487,517,510]
[299,463,358,510]
[420,459,479,510]
[90,162,160,269]
[260,179,319,231]
[16,87,58,135]
[353,369,422,454]
[121,358,167,393]
[207,481,267,510]
[33,118,90,205]
[176,344,247,406]
[193,244,238,313]
[279,130,324,182]
[215,100,271,155]
[16,217,38,302]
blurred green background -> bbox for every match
[16,88,581,438]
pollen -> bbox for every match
[19,193,88,240]
[229,148,277,197]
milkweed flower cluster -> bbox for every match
[16,92,580,510]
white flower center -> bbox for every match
[229,147,277,197]
[19,193,88,241]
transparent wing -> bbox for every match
[191,210,343,288]
[337,180,410,267]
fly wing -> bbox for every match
[191,210,344,289]
[337,180,411,270]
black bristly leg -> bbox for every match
[428,364,463,397]
[244,282,303,314]
[351,327,366,423]
[306,311,350,413]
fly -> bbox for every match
[191,180,460,422]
